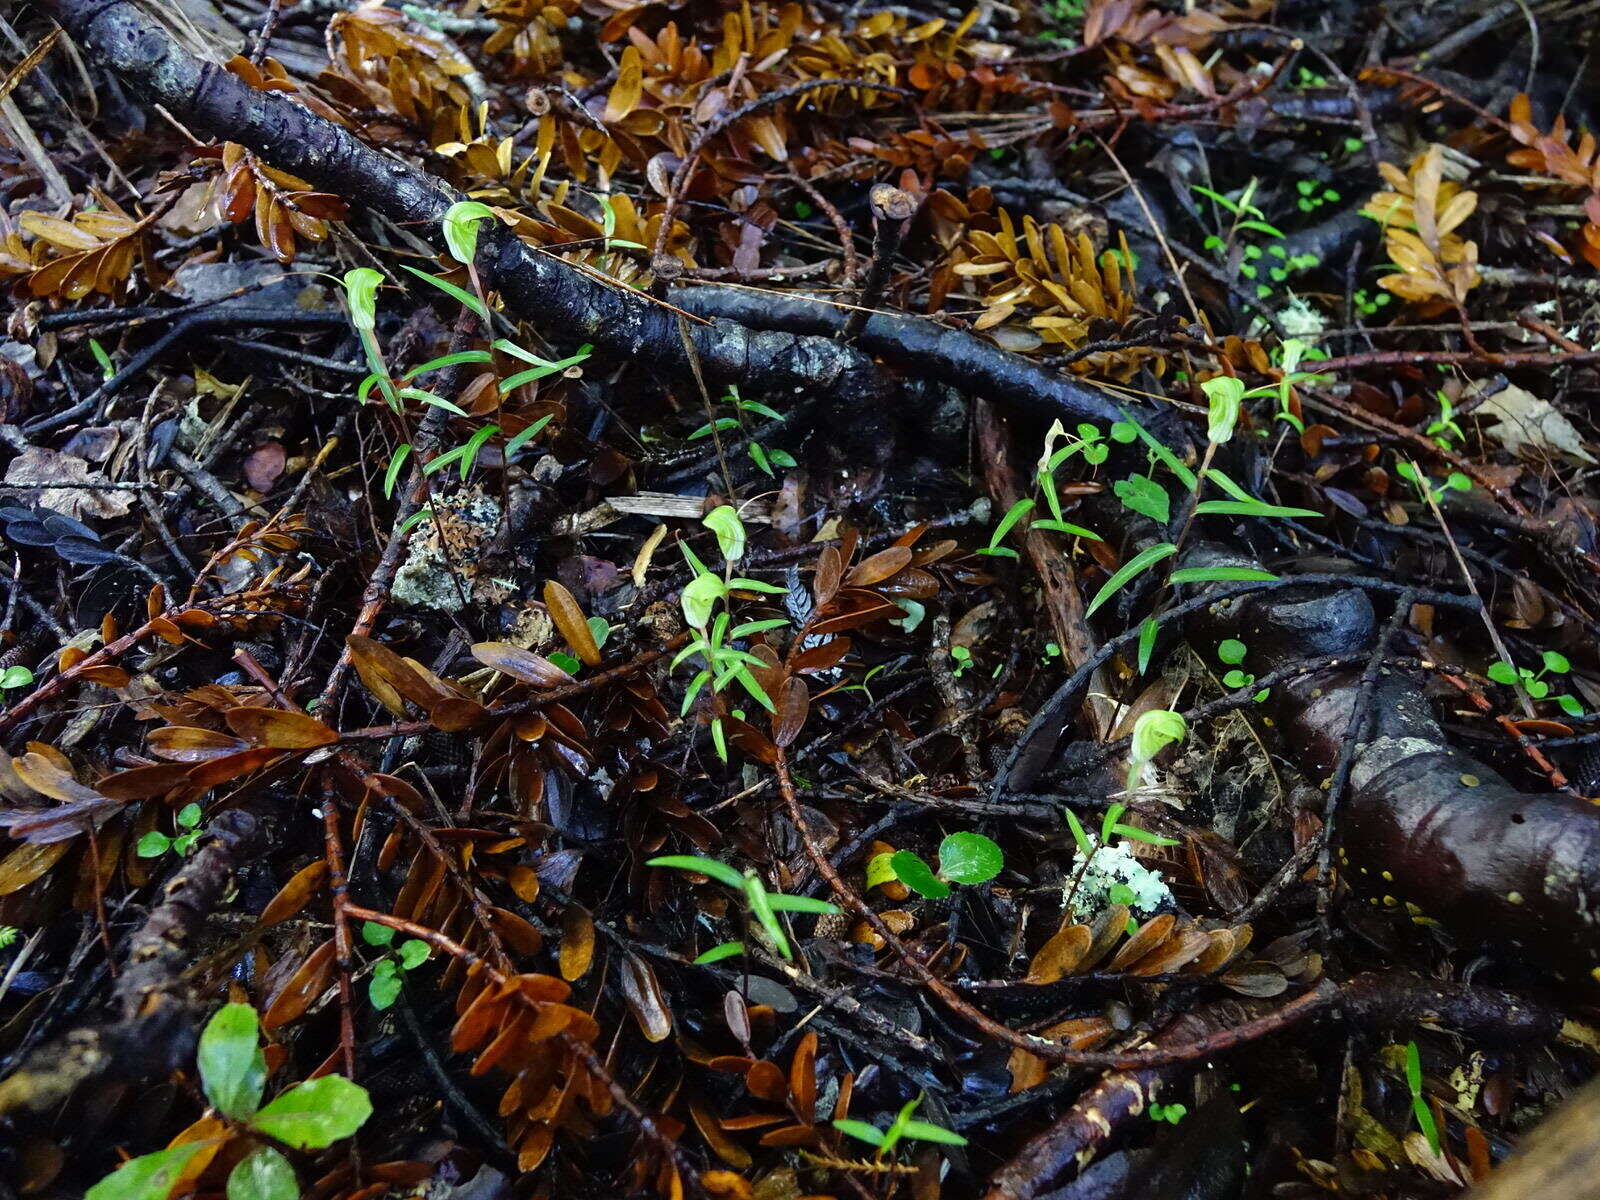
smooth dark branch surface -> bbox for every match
[1180,544,1600,980]
[49,0,1130,427]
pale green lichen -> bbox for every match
[1068,839,1172,920]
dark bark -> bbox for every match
[46,0,1131,428]
[0,810,260,1116]
[1179,543,1600,983]
[673,288,1132,427]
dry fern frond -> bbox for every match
[1367,145,1480,307]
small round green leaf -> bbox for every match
[397,939,431,970]
[937,832,1003,885]
[1543,651,1571,675]
[1487,661,1519,686]
[1217,639,1247,665]
[226,1148,298,1200]
[890,850,950,899]
[249,1075,373,1150]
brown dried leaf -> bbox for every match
[224,706,339,749]
[263,938,336,1030]
[544,580,601,667]
[472,642,576,688]
[559,901,595,980]
[258,861,329,928]
[620,952,672,1042]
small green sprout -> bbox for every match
[879,831,1004,900]
[949,645,973,677]
[833,1093,967,1157]
[1426,391,1466,449]
[1404,1041,1441,1156]
[1395,459,1471,504]
[0,665,34,691]
[646,855,839,960]
[1148,1101,1188,1124]
[361,921,431,1010]
[1488,651,1583,716]
[137,803,203,859]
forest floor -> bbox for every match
[0,0,1598,1197]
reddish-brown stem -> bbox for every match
[772,747,1338,1067]
[322,789,359,1079]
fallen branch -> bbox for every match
[48,0,1130,428]
[0,810,260,1116]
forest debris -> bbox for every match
[1,443,132,519]
[1473,381,1597,463]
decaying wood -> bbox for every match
[0,810,259,1116]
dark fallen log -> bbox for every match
[45,0,1130,428]
[0,810,259,1116]
[983,974,1557,1200]
[1178,542,1600,983]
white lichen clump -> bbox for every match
[1067,839,1173,921]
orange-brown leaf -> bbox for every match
[224,706,338,749]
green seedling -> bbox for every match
[361,921,431,1010]
[87,1003,371,1200]
[1488,650,1583,716]
[1218,638,1269,701]
[949,645,973,677]
[1395,458,1471,505]
[646,854,839,960]
[137,803,203,859]
[1426,391,1466,449]
[673,513,789,761]
[876,831,1004,900]
[1404,1040,1442,1156]
[0,665,33,691]
[833,1093,967,1157]
[1148,1101,1188,1124]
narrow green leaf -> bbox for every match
[1168,566,1277,584]
[901,1119,969,1146]
[645,855,745,889]
[456,424,500,480]
[382,444,411,500]
[762,894,841,915]
[1193,499,1320,519]
[1136,616,1159,675]
[833,1119,887,1147]
[693,941,747,964]
[1085,543,1177,618]
[398,264,489,321]
[743,875,791,959]
[400,350,493,381]
[504,414,554,460]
